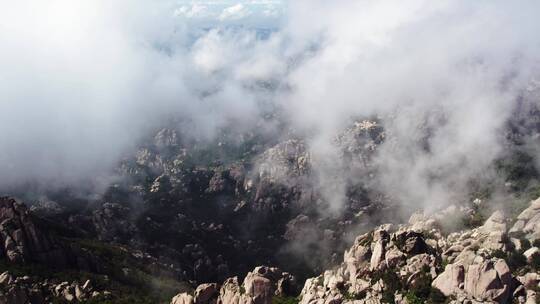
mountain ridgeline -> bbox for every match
[2,100,540,304]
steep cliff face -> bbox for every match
[0,271,107,304]
[39,122,390,285]
[0,196,68,267]
[0,197,191,303]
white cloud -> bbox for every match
[261,4,280,17]
[219,3,251,21]
[2,0,540,216]
[174,3,208,18]
[0,0,268,187]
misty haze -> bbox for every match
[2,1,540,303]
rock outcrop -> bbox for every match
[170,266,297,304]
[295,205,539,304]
[432,263,465,297]
[0,197,67,267]
[510,197,540,240]
[0,271,106,304]
[167,198,540,304]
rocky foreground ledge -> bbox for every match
[171,266,297,304]
[0,196,191,303]
[0,271,108,303]
[0,197,112,303]
[171,198,540,304]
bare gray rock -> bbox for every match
[0,271,100,304]
[523,247,539,262]
[510,198,540,240]
[432,264,465,296]
[370,240,385,271]
[0,197,67,267]
[195,283,219,304]
[171,293,195,304]
[464,259,511,303]
[172,267,295,304]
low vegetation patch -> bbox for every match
[272,296,299,304]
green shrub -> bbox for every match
[428,288,448,304]
[462,212,485,229]
[371,269,402,303]
[491,248,527,273]
[521,238,532,252]
[357,232,373,246]
[507,251,527,271]
[342,290,366,301]
[83,294,159,304]
[272,296,299,304]
[381,289,395,303]
[531,254,540,271]
[440,258,449,271]
[403,270,447,304]
[405,292,424,304]
[492,250,507,259]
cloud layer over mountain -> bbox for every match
[2,0,540,211]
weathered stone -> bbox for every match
[195,283,219,304]
[171,293,195,304]
[299,277,324,304]
[517,273,540,288]
[218,277,243,304]
[370,240,385,270]
[432,264,465,296]
[244,274,273,304]
[0,197,67,267]
[523,247,539,262]
[464,260,511,303]
[481,211,507,233]
[0,271,13,285]
[384,247,404,268]
[510,198,540,240]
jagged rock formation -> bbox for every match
[510,197,540,240]
[91,202,138,242]
[171,266,298,304]
[295,198,540,304]
[296,207,530,304]
[255,139,311,182]
[5,113,540,303]
[0,197,191,303]
[0,197,67,267]
[0,271,107,304]
[53,123,392,285]
[169,197,540,304]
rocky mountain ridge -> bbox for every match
[0,196,191,303]
[169,198,540,304]
[2,105,540,304]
